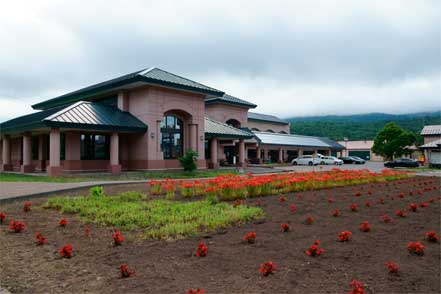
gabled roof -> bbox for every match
[204,117,254,139]
[205,94,257,108]
[253,131,344,150]
[32,67,224,110]
[421,125,441,136]
[248,112,289,125]
[1,101,147,135]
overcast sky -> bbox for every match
[0,0,440,122]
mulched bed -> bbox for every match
[0,176,440,293]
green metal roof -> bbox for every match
[205,94,257,108]
[204,117,254,139]
[32,67,225,110]
[1,101,147,135]
[248,112,289,125]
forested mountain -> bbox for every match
[287,111,441,141]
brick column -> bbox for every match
[109,132,121,175]
[278,148,283,163]
[48,128,62,177]
[21,133,34,173]
[263,148,269,162]
[2,135,12,171]
[189,124,197,152]
[210,138,218,169]
[256,146,261,163]
[238,139,246,167]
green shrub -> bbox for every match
[178,149,198,172]
[89,186,104,197]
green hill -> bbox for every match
[287,111,441,141]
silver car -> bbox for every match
[291,155,321,166]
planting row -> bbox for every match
[149,169,410,201]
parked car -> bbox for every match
[321,156,343,165]
[350,156,366,164]
[338,156,365,164]
[384,158,419,168]
[291,155,321,166]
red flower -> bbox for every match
[349,204,358,212]
[188,289,204,294]
[395,210,406,217]
[332,208,340,217]
[305,240,324,257]
[59,244,73,258]
[382,214,392,223]
[327,198,335,203]
[112,231,124,245]
[385,261,399,274]
[281,223,290,232]
[279,196,286,203]
[420,202,428,208]
[84,225,92,238]
[23,201,32,212]
[0,212,5,224]
[398,192,405,198]
[305,216,314,225]
[35,232,46,245]
[58,218,68,227]
[289,204,297,213]
[253,200,262,206]
[259,261,276,276]
[426,231,439,243]
[244,231,256,244]
[364,201,371,207]
[408,203,418,212]
[355,191,362,196]
[338,231,352,242]
[359,221,371,232]
[348,280,364,294]
[195,242,208,257]
[8,220,26,233]
[378,198,385,204]
[120,264,135,278]
[407,241,425,255]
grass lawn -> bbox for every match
[44,190,263,239]
[0,169,239,183]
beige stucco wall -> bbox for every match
[205,104,249,127]
[247,120,290,133]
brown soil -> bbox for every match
[0,176,440,294]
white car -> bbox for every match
[291,155,321,166]
[320,156,343,165]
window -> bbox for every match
[160,115,183,159]
[80,134,109,160]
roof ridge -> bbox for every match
[43,101,86,121]
[143,67,219,91]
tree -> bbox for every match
[372,122,416,160]
[178,149,199,172]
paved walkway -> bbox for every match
[0,180,150,201]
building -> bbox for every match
[419,125,441,167]
[337,140,384,161]
[0,67,343,176]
